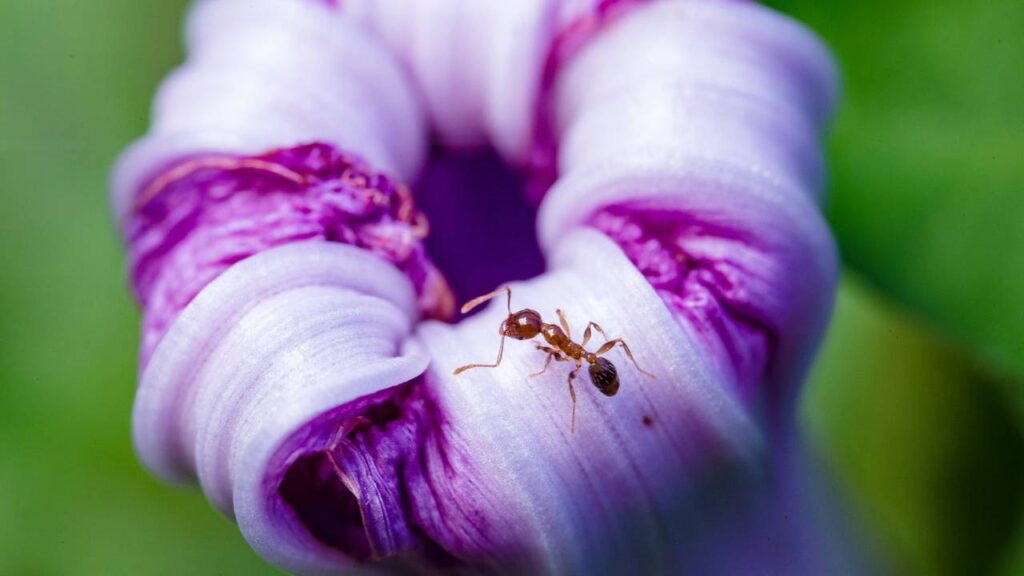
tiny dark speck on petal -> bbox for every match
[642,415,654,427]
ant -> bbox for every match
[453,286,655,433]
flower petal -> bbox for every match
[127,143,450,363]
[345,0,559,157]
[112,0,426,223]
[195,229,763,574]
[538,0,839,415]
[133,241,430,573]
[416,229,761,573]
[117,0,851,573]
[133,241,420,481]
[552,0,837,196]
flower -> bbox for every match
[114,0,851,573]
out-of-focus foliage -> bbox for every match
[803,278,1024,576]
[766,0,1024,416]
[0,0,1021,575]
[0,1,281,574]
[764,0,1024,573]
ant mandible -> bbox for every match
[453,286,655,433]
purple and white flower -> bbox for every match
[113,0,853,573]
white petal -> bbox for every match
[111,0,426,223]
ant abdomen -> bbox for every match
[589,357,619,396]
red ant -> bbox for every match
[453,286,655,433]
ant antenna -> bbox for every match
[453,286,512,376]
[460,285,512,315]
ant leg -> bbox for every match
[596,338,656,378]
[556,309,571,338]
[567,365,581,434]
[581,321,608,347]
[530,353,556,378]
[454,334,506,375]
[531,346,566,377]
[460,285,512,315]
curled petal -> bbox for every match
[542,165,837,413]
[553,0,837,196]
[345,0,582,160]
[540,0,839,415]
[554,1,838,137]
[132,241,421,482]
[133,242,427,573]
[112,0,426,223]
[127,143,451,363]
[200,230,763,574]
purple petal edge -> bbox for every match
[127,142,452,363]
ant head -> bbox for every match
[501,309,542,340]
[588,357,619,396]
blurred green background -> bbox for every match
[0,1,1021,574]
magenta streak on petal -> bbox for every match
[274,377,528,570]
[278,381,450,564]
[127,142,453,362]
[589,208,774,408]
[525,0,655,203]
